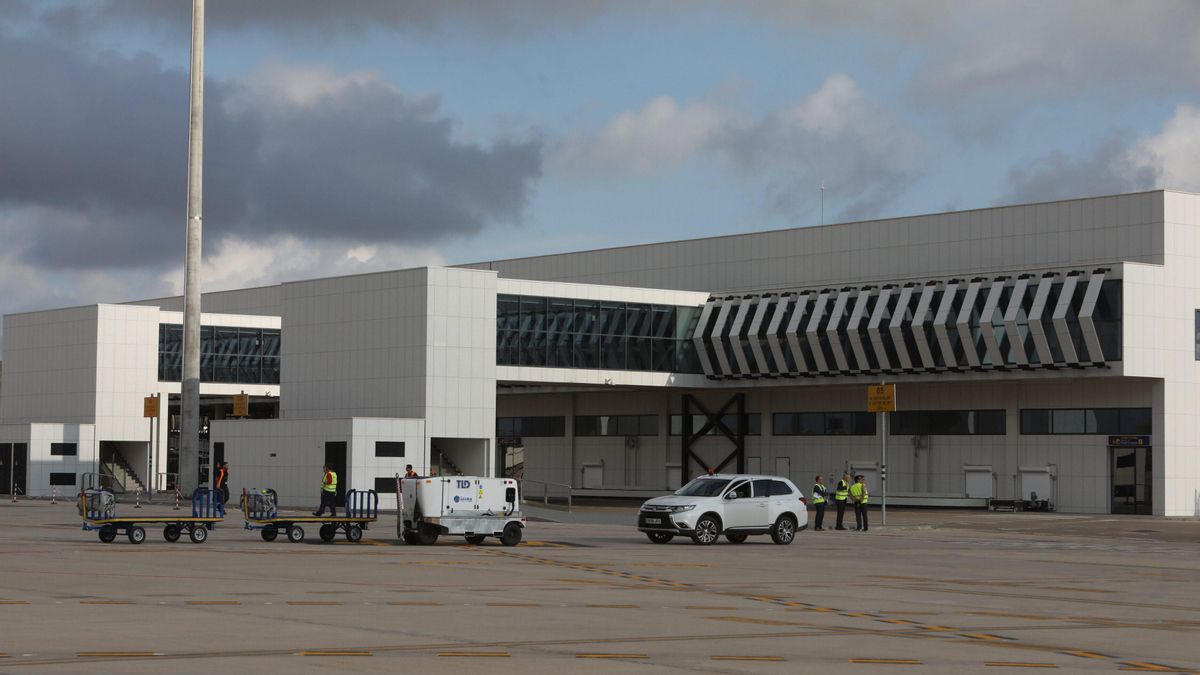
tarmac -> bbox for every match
[1,497,1198,674]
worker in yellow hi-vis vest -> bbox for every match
[312,464,338,517]
[849,474,869,532]
[834,472,851,530]
[811,475,828,531]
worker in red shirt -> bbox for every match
[213,462,230,516]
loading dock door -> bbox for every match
[963,465,994,499]
[325,441,347,508]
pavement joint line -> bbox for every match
[984,663,1060,668]
[0,600,31,605]
[75,652,159,658]
[79,600,132,605]
[387,601,440,606]
[585,604,638,608]
[576,653,649,659]
[299,650,372,657]
[186,600,240,605]
[711,656,786,661]
[287,601,342,606]
[485,602,540,607]
[437,652,512,657]
[848,658,922,665]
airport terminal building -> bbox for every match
[2,190,1198,516]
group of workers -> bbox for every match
[810,473,870,532]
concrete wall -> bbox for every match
[0,422,97,497]
[1,306,100,425]
[211,417,425,510]
[467,192,1167,294]
[125,285,283,318]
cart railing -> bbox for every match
[81,472,119,494]
[345,489,378,519]
[80,489,116,520]
[192,487,221,518]
[242,488,278,520]
[518,478,572,512]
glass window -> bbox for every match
[599,302,626,336]
[374,477,398,494]
[675,478,729,497]
[520,296,547,332]
[616,415,639,436]
[638,414,658,436]
[772,413,796,436]
[574,300,599,335]
[50,443,77,456]
[727,480,752,499]
[375,441,405,457]
[574,416,600,437]
[1052,409,1086,434]
[1021,409,1051,434]
[50,472,77,486]
[798,413,826,435]
[497,295,520,331]
[497,417,516,437]
[751,479,773,498]
[1119,408,1152,434]
[548,298,574,333]
[1086,409,1120,435]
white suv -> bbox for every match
[637,474,808,545]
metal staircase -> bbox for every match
[99,445,145,494]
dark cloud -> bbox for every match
[998,135,1155,205]
[0,36,542,269]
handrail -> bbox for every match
[517,477,572,512]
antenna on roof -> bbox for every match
[819,181,826,225]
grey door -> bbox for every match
[1110,446,1152,515]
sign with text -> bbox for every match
[232,393,249,418]
[866,384,896,413]
[143,396,159,418]
[1108,435,1150,447]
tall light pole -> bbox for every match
[179,0,205,496]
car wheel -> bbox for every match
[261,525,278,542]
[771,515,797,545]
[691,515,720,545]
[163,525,181,542]
[189,525,208,544]
[465,534,486,545]
[646,532,674,544]
[725,532,748,544]
[319,524,336,542]
[499,522,523,547]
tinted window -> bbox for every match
[50,443,77,456]
[373,477,398,494]
[1052,409,1086,434]
[50,472,76,486]
[375,442,405,458]
[751,479,773,497]
[675,478,730,497]
[1021,409,1051,434]
[1120,408,1152,434]
[770,480,794,496]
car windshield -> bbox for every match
[674,478,731,497]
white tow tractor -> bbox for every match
[398,476,525,546]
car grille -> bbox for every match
[638,511,674,529]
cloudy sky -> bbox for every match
[1,0,1199,330]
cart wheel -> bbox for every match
[287,526,305,543]
[163,525,181,542]
[417,523,439,546]
[128,526,147,545]
[189,525,208,544]
[261,525,278,542]
[465,534,486,545]
[401,530,420,545]
[98,526,117,543]
[346,524,363,543]
[319,524,336,542]
[499,522,522,547]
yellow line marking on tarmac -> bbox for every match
[76,652,157,658]
[79,600,132,605]
[849,658,922,665]
[812,607,839,612]
[576,653,648,659]
[878,618,915,624]
[437,652,511,657]
[186,601,240,605]
[287,601,342,606]
[1060,650,1111,660]
[962,633,1015,642]
[0,600,31,604]
[300,650,372,657]
[0,653,9,658]
[922,626,957,632]
[706,616,808,627]
[711,656,786,661]
[985,663,1059,668]
[1117,663,1181,672]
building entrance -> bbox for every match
[1,443,28,496]
[1110,443,1152,515]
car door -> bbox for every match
[750,479,775,527]
[721,479,757,529]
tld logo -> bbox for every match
[456,480,471,489]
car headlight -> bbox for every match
[667,505,695,513]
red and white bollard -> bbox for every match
[134,487,142,509]
[173,486,181,511]
[50,485,57,504]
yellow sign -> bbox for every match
[867,384,896,413]
[232,393,249,417]
[143,396,159,418]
